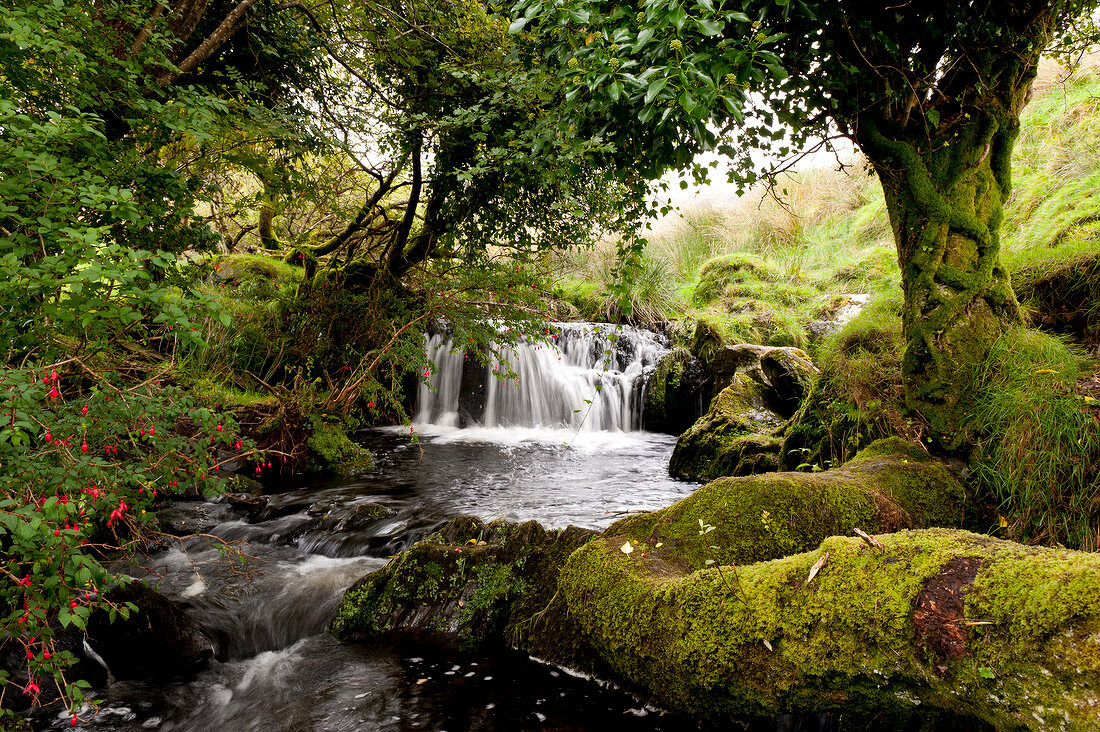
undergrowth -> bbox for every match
[969,328,1100,550]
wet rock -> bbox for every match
[760,348,818,416]
[156,501,235,536]
[642,348,712,434]
[668,375,785,481]
[84,581,214,680]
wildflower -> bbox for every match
[45,430,52,442]
[23,681,39,695]
[81,404,88,415]
[149,426,155,435]
[81,441,87,452]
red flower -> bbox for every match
[81,404,88,415]
[23,681,39,695]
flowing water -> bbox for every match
[29,325,837,732]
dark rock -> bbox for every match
[84,581,214,680]
[760,348,818,417]
[458,349,488,426]
[642,348,712,434]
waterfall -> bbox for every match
[415,323,669,432]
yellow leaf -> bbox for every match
[585,32,595,45]
[1035,369,1057,374]
[654,542,664,548]
[620,541,634,555]
[999,515,1008,528]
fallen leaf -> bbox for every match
[762,639,773,651]
[803,551,830,587]
[620,541,634,555]
[654,542,664,549]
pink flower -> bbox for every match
[81,404,88,415]
[23,681,39,695]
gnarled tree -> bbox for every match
[513,0,1099,449]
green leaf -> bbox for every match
[508,16,528,33]
[644,77,668,104]
[608,80,623,102]
[696,19,724,36]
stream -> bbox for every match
[27,325,839,732]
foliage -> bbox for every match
[0,0,300,717]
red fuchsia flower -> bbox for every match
[149,426,155,436]
[51,369,57,383]
[71,714,78,726]
[48,386,59,401]
[235,439,242,450]
[70,600,77,608]
[42,374,49,385]
[367,402,375,408]
[81,441,87,453]
[23,681,39,695]
[43,650,49,660]
[216,422,223,432]
[18,575,30,587]
[81,404,88,415]
[266,461,271,468]
[45,430,52,442]
[255,465,262,475]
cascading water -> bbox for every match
[415,323,668,431]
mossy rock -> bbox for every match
[693,253,779,305]
[668,375,785,481]
[558,528,1100,729]
[628,438,963,568]
[331,516,598,664]
[642,347,711,434]
[760,348,818,415]
[306,421,374,477]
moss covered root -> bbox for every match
[626,438,962,568]
[559,528,1100,730]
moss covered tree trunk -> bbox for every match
[852,43,1050,449]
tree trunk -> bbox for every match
[856,108,1026,450]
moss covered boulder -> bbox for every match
[306,419,374,477]
[332,516,598,663]
[669,375,785,480]
[629,438,962,568]
[559,528,1100,729]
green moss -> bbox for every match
[693,252,780,305]
[306,419,374,477]
[557,528,1100,728]
[622,438,962,569]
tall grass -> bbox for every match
[969,328,1100,550]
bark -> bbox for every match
[855,91,1034,449]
